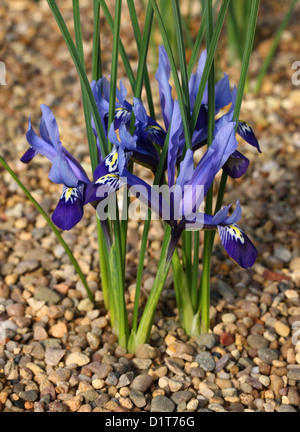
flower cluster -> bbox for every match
[21,46,260,269]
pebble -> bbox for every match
[135,344,159,359]
[65,352,90,367]
[222,313,237,323]
[129,390,146,408]
[130,374,153,393]
[195,352,215,372]
[150,395,175,412]
[34,286,61,304]
[45,348,66,366]
[257,348,279,364]
[195,333,217,349]
[247,334,269,349]
[274,246,292,263]
[274,320,290,337]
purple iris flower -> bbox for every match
[118,106,257,269]
[90,78,166,163]
[21,105,90,231]
[156,46,261,179]
[84,123,137,206]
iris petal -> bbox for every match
[218,223,257,269]
[52,184,84,230]
[237,121,261,153]
[223,150,250,179]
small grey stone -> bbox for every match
[195,333,217,349]
[274,246,292,263]
[15,260,39,275]
[287,369,300,381]
[170,391,193,405]
[247,334,269,349]
[19,390,39,402]
[94,393,110,407]
[129,389,146,408]
[257,348,279,364]
[195,351,215,372]
[217,280,236,302]
[45,348,66,366]
[79,390,98,402]
[132,358,152,370]
[117,371,134,388]
[151,395,175,412]
[221,387,237,397]
[277,405,297,412]
[214,354,231,373]
[130,374,153,393]
[34,286,61,304]
[238,357,255,369]
[105,372,119,386]
[97,363,113,379]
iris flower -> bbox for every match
[90,77,166,163]
[117,104,257,269]
[21,105,90,230]
[155,45,261,179]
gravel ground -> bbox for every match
[1,0,300,412]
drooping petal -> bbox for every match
[218,223,257,269]
[20,146,37,163]
[223,150,250,178]
[155,45,174,130]
[237,121,261,153]
[52,184,85,230]
[49,156,79,187]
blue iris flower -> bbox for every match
[21,105,90,231]
[155,45,261,179]
[90,77,166,168]
[118,105,257,269]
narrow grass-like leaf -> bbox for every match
[46,0,108,158]
[187,8,206,79]
[151,0,192,150]
[126,0,155,118]
[189,0,230,135]
[98,0,135,92]
[198,0,216,332]
[92,0,102,81]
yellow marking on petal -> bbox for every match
[95,174,119,184]
[228,224,245,244]
[65,188,73,201]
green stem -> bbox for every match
[198,0,215,332]
[0,157,93,302]
[128,226,176,352]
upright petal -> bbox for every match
[167,101,185,188]
[155,45,174,130]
